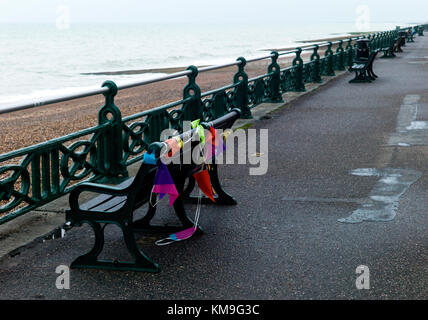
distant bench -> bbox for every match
[380,37,401,58]
[406,31,415,43]
[396,33,407,50]
[349,49,379,83]
[65,109,241,272]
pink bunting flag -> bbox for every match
[170,226,197,241]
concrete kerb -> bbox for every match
[0,71,348,261]
[232,71,348,130]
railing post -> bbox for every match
[370,34,376,51]
[310,44,322,83]
[374,33,380,50]
[381,32,386,49]
[368,36,373,52]
[233,57,252,119]
[96,80,128,183]
[292,47,305,91]
[336,40,345,70]
[345,38,354,68]
[324,41,335,76]
[182,65,203,122]
[266,51,283,103]
[390,31,395,47]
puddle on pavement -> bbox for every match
[42,222,72,242]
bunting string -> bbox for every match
[141,121,230,245]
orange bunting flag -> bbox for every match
[208,127,219,146]
[193,169,215,202]
[164,137,183,158]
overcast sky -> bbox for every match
[0,0,427,25]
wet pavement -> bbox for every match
[1,35,428,300]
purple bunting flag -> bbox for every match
[152,162,179,207]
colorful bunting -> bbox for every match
[169,226,197,240]
[209,126,219,146]
[193,168,215,202]
[155,190,201,246]
[152,162,179,207]
[164,136,183,158]
[143,152,157,165]
[152,122,228,246]
[191,119,205,145]
[204,126,226,162]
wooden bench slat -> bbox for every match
[90,196,128,212]
[79,178,134,210]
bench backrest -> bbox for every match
[124,109,241,207]
[366,50,378,65]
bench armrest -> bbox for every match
[68,182,131,213]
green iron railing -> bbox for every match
[0,24,427,225]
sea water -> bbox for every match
[0,22,413,105]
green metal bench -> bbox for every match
[395,38,404,52]
[65,110,240,272]
[405,29,415,43]
[395,33,407,51]
[349,50,379,83]
[380,38,399,58]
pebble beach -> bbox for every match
[0,41,345,156]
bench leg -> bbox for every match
[381,50,396,58]
[208,164,237,205]
[133,168,203,234]
[70,220,104,269]
[132,197,201,233]
[182,175,197,199]
[362,70,372,83]
[131,193,158,229]
[70,220,160,273]
[349,70,372,83]
[121,222,161,272]
[368,66,378,80]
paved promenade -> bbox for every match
[1,36,428,300]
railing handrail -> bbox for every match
[0,24,423,116]
[0,28,404,116]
